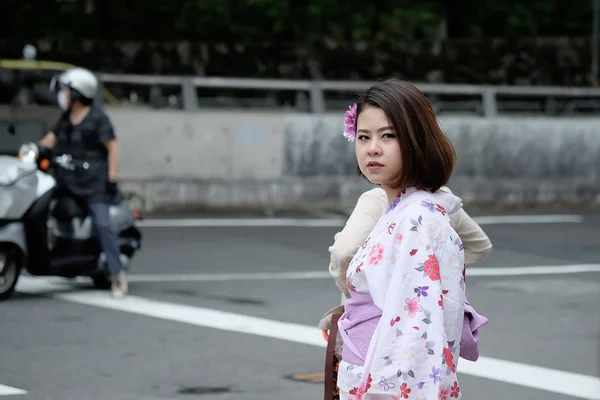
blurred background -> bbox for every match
[1,0,600,213]
[1,2,599,400]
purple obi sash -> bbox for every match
[461,298,489,361]
[337,292,382,366]
[337,292,489,366]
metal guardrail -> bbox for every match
[97,73,600,117]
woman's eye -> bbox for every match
[383,133,396,139]
[358,135,369,141]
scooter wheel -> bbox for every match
[0,246,21,301]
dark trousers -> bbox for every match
[88,202,122,277]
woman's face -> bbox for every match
[355,106,402,189]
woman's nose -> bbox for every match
[367,139,382,155]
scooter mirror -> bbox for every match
[18,142,38,165]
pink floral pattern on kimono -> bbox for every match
[338,188,466,399]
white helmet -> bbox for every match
[54,67,99,99]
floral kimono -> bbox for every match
[337,187,466,400]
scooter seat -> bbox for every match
[52,195,88,220]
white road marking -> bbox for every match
[136,218,345,228]
[124,264,600,283]
[16,277,324,347]
[127,271,333,283]
[459,357,600,400]
[15,277,600,399]
[27,264,600,286]
[135,214,584,228]
[0,384,27,396]
[473,214,583,225]
[467,264,600,276]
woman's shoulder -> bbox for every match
[354,187,388,214]
[359,187,388,203]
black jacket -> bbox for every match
[52,105,116,202]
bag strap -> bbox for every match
[324,313,341,400]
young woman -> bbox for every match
[326,78,478,399]
[321,188,491,400]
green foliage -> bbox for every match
[445,0,591,37]
[0,0,590,41]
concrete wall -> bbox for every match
[2,105,599,211]
[283,114,600,210]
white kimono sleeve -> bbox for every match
[354,211,466,399]
[329,190,387,298]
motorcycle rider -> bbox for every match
[38,67,128,297]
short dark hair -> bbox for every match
[354,77,455,193]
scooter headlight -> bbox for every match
[18,143,39,165]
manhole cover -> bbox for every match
[177,386,231,395]
[286,372,325,383]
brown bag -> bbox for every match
[324,313,343,400]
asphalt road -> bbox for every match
[2,211,600,400]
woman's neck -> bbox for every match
[381,185,404,204]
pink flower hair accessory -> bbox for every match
[343,103,357,142]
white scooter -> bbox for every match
[0,143,143,300]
